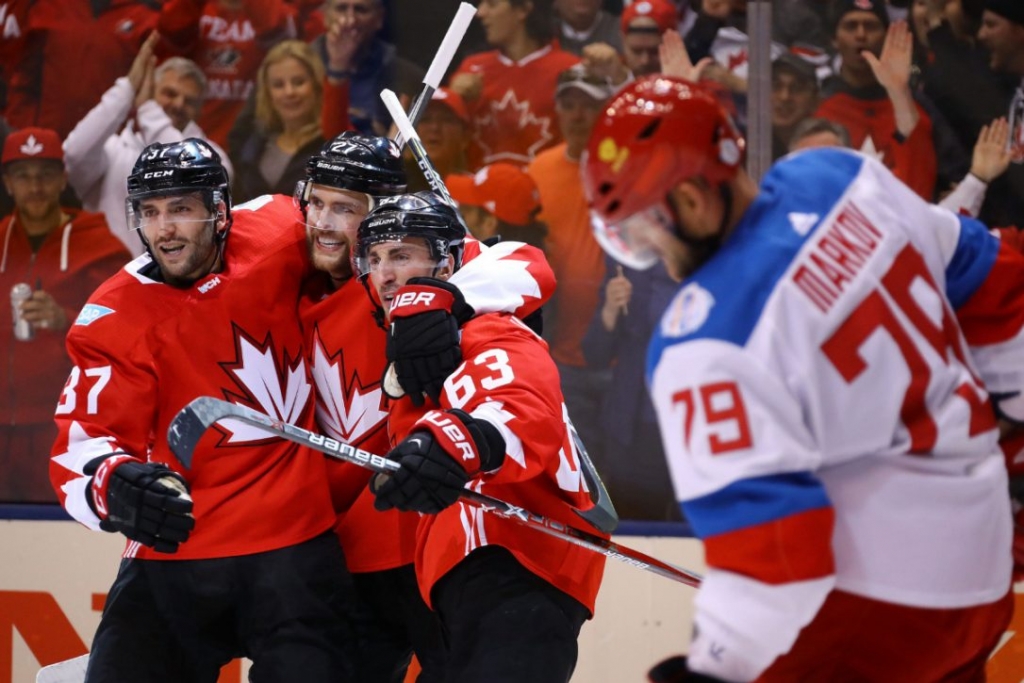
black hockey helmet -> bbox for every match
[295,132,408,211]
[125,138,232,239]
[354,191,466,280]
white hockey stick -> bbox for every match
[36,654,88,683]
[167,397,701,588]
[396,2,476,147]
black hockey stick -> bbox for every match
[396,2,476,148]
[167,397,701,588]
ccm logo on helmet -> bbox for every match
[143,170,175,179]
[390,291,436,310]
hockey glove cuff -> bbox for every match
[372,410,505,514]
[385,277,475,407]
[84,454,195,554]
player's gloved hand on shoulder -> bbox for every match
[84,453,195,553]
[648,655,730,683]
[372,409,505,514]
[384,277,474,407]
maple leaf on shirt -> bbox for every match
[473,88,553,165]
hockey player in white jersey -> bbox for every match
[582,75,1024,682]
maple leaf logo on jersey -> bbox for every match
[218,326,311,443]
[474,89,553,165]
[310,328,387,445]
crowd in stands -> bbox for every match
[1,0,1022,521]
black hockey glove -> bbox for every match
[84,453,195,554]
[384,277,474,407]
[647,655,729,683]
[372,409,505,514]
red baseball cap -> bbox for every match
[2,127,64,166]
[621,0,679,34]
[446,164,541,227]
[429,87,470,124]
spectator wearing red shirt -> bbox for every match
[4,0,158,139]
[0,128,129,502]
[451,0,580,168]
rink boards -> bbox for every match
[2,516,1024,682]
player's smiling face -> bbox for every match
[306,185,371,283]
[138,193,223,287]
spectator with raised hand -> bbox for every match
[939,116,1012,216]
[310,0,423,136]
[816,4,943,199]
[451,0,580,168]
[555,0,624,56]
[231,40,327,203]
[64,32,231,257]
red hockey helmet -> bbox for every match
[582,76,744,267]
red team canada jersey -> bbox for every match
[388,314,606,613]
[301,275,417,573]
[50,195,336,561]
[453,45,579,168]
[301,238,558,574]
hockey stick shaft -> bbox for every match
[397,2,476,147]
[167,397,702,588]
[382,88,460,207]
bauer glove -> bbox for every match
[84,453,195,553]
[372,409,504,514]
[384,277,474,407]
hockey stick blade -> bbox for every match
[166,398,702,588]
[567,416,619,534]
[37,654,89,683]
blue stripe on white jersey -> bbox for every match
[683,471,831,539]
[945,214,999,309]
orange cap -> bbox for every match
[447,164,541,227]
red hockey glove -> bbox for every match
[372,409,505,514]
[85,453,195,554]
[384,277,474,407]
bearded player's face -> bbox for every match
[305,185,371,284]
[137,193,223,287]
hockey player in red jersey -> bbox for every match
[297,132,557,682]
[49,139,354,682]
[583,76,1024,682]
[356,192,606,683]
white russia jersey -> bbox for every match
[648,148,1016,608]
